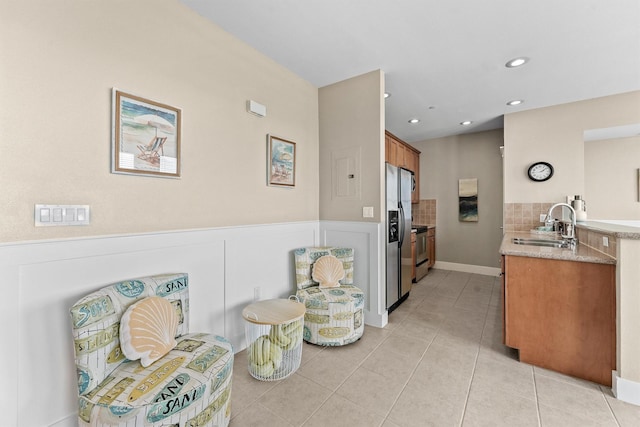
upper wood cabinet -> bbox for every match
[385,131,420,203]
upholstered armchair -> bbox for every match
[294,247,364,346]
[69,273,233,426]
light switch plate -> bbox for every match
[363,206,374,218]
[35,204,90,226]
[603,236,609,247]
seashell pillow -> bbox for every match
[312,255,345,288]
[119,296,178,367]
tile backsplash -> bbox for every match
[576,227,617,259]
[413,199,436,226]
[503,202,555,232]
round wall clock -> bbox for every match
[527,161,554,182]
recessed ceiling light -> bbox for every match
[408,118,420,124]
[460,120,472,126]
[505,57,529,68]
[507,100,524,106]
[384,92,391,99]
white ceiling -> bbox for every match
[179,0,640,143]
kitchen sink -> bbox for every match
[511,237,571,248]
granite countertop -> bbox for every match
[412,224,435,230]
[500,232,616,265]
[576,221,640,239]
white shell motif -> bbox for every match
[312,255,345,288]
[119,296,178,367]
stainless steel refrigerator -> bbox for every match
[386,163,413,312]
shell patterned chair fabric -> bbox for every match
[294,247,365,346]
[69,273,233,427]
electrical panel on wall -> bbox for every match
[331,147,361,200]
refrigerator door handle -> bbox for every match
[398,202,405,246]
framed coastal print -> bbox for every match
[112,89,181,178]
[267,135,296,187]
[459,178,478,222]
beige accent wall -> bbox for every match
[318,71,385,222]
[0,0,319,243]
[504,91,640,204]
[413,129,504,268]
[585,136,640,219]
[617,238,640,384]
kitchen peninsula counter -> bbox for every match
[500,222,640,401]
[576,220,640,239]
[499,231,616,264]
[500,230,617,386]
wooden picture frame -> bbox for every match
[459,178,478,222]
[112,89,181,178]
[267,135,296,187]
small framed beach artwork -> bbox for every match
[459,178,478,222]
[112,89,181,178]
[267,135,296,187]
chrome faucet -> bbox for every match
[546,202,577,242]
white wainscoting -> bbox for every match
[0,222,321,426]
[0,220,386,426]
[319,220,387,328]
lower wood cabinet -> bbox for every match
[502,255,616,386]
[411,231,416,282]
[427,228,435,268]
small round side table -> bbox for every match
[242,298,306,381]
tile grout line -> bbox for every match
[379,271,449,426]
[601,386,622,427]
[380,319,439,426]
[298,328,394,426]
[458,273,492,427]
[532,368,542,427]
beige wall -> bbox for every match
[0,0,319,243]
[413,129,504,268]
[319,70,385,222]
[504,91,640,204]
[585,136,640,219]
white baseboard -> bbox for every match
[50,414,76,427]
[612,371,640,406]
[433,261,501,277]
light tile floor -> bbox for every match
[229,269,640,426]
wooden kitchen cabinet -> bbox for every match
[385,130,420,203]
[385,134,396,165]
[500,256,506,344]
[503,255,616,386]
[427,228,435,268]
[411,231,416,282]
